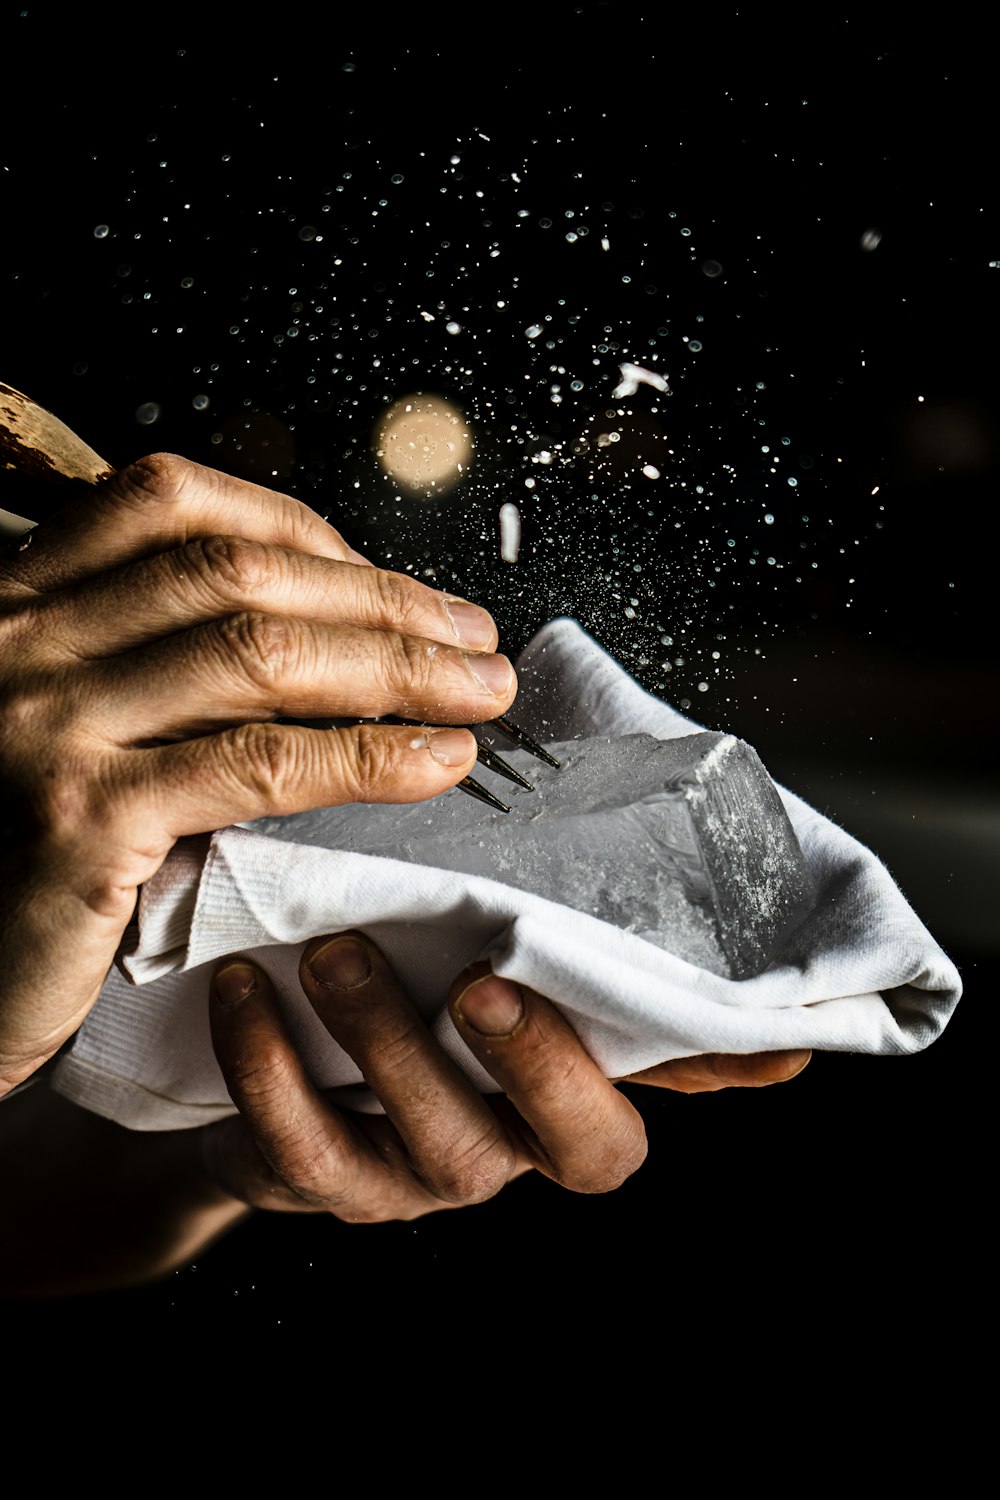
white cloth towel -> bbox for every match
[53,618,962,1130]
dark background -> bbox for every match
[1,8,991,1339]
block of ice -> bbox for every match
[249,732,815,980]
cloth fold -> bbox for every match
[53,618,961,1130]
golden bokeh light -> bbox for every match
[374,394,473,495]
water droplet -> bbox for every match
[180,276,194,288]
[445,321,461,335]
[135,401,161,426]
[702,259,722,277]
[93,224,109,239]
[298,225,317,242]
[860,227,882,252]
[391,173,404,184]
[192,394,209,410]
[688,340,702,352]
[764,513,774,524]
[642,464,661,479]
[525,324,543,339]
[787,476,798,487]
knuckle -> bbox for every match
[225,1041,295,1104]
[0,680,45,757]
[271,1128,348,1205]
[34,767,93,843]
[372,568,423,630]
[225,721,302,804]
[218,609,299,688]
[386,629,437,698]
[521,1035,590,1109]
[570,1113,649,1196]
[188,535,272,599]
[338,724,396,802]
[113,452,195,508]
[362,1020,425,1069]
[0,605,32,662]
[429,1126,516,1205]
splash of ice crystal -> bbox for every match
[499,502,521,563]
[612,362,670,399]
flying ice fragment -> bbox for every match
[612,363,670,400]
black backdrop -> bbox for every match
[1,8,991,1342]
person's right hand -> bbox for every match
[0,454,515,1095]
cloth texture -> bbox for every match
[52,618,962,1130]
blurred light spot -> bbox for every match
[375,394,473,494]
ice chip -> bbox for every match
[248,733,815,980]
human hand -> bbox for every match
[201,932,810,1219]
[0,455,515,1093]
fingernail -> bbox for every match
[423,728,475,767]
[463,652,514,696]
[308,936,372,990]
[444,597,496,650]
[213,961,258,1007]
[455,974,525,1036]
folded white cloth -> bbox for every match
[53,618,962,1130]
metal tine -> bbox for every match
[487,715,561,769]
[458,775,510,814]
[476,742,535,792]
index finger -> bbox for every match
[449,967,648,1195]
[1,452,362,594]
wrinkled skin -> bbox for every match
[0,454,513,1094]
[201,932,811,1223]
[0,455,809,1277]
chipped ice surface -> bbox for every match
[249,733,815,980]
[499,502,521,563]
[612,362,670,399]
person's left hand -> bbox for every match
[201,933,811,1219]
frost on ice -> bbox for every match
[250,733,816,980]
[611,362,670,399]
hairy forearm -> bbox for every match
[1,1083,249,1297]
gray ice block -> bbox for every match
[248,733,815,979]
